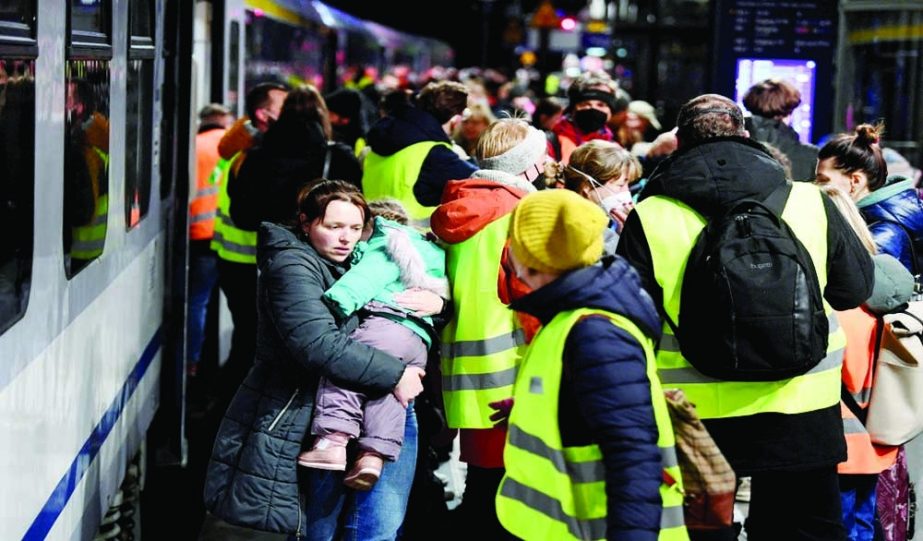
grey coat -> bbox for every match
[203,222,405,535]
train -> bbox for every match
[0,1,452,539]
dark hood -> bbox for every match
[511,256,662,341]
[365,104,450,156]
[745,115,801,148]
[640,136,787,217]
[261,118,327,157]
[257,221,347,275]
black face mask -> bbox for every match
[573,108,608,133]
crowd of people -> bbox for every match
[185,66,923,541]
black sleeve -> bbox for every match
[327,143,363,190]
[564,317,663,541]
[413,145,478,207]
[822,193,875,310]
[227,152,263,231]
[616,211,663,309]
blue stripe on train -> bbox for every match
[23,328,162,540]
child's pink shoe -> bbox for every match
[297,436,347,471]
[343,452,384,491]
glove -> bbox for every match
[488,397,514,427]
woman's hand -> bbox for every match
[393,288,445,317]
[393,366,426,407]
[609,200,635,233]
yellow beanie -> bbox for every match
[509,190,608,274]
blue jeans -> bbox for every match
[185,241,218,366]
[299,404,418,541]
[840,474,877,541]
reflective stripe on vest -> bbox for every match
[496,308,688,541]
[635,182,845,419]
[441,215,526,428]
[361,141,449,226]
[210,154,257,264]
[72,193,108,260]
[190,157,223,240]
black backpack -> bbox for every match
[667,185,829,381]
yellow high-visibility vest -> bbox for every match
[634,182,846,419]
[441,215,526,429]
[496,307,688,541]
[210,154,257,264]
[362,141,450,228]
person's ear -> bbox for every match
[851,171,866,191]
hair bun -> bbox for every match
[855,123,882,146]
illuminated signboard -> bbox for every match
[713,0,837,144]
[735,58,817,143]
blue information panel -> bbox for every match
[735,58,817,143]
[713,0,837,144]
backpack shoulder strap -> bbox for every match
[546,130,562,161]
[322,142,335,179]
[761,183,793,217]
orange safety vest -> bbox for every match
[190,128,226,240]
[837,307,899,475]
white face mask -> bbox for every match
[598,189,633,215]
[571,165,632,215]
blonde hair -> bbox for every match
[565,140,641,193]
[475,117,533,160]
[821,185,877,255]
[368,198,409,225]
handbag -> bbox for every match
[865,301,923,446]
[663,388,736,530]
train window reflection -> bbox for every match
[0,1,35,31]
[228,21,240,115]
[0,59,34,334]
[125,59,152,228]
[63,59,110,277]
[128,0,152,39]
[70,0,107,35]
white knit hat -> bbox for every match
[475,127,547,175]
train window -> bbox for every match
[126,0,154,228]
[0,1,35,38]
[70,0,111,51]
[63,59,110,277]
[228,21,240,115]
[0,58,35,334]
[125,59,153,228]
[128,0,152,41]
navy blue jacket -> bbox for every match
[512,257,664,541]
[858,176,923,274]
[365,103,476,206]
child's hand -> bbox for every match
[488,397,514,427]
[393,289,445,317]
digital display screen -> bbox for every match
[735,58,817,144]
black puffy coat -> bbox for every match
[745,115,819,181]
[203,222,405,535]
